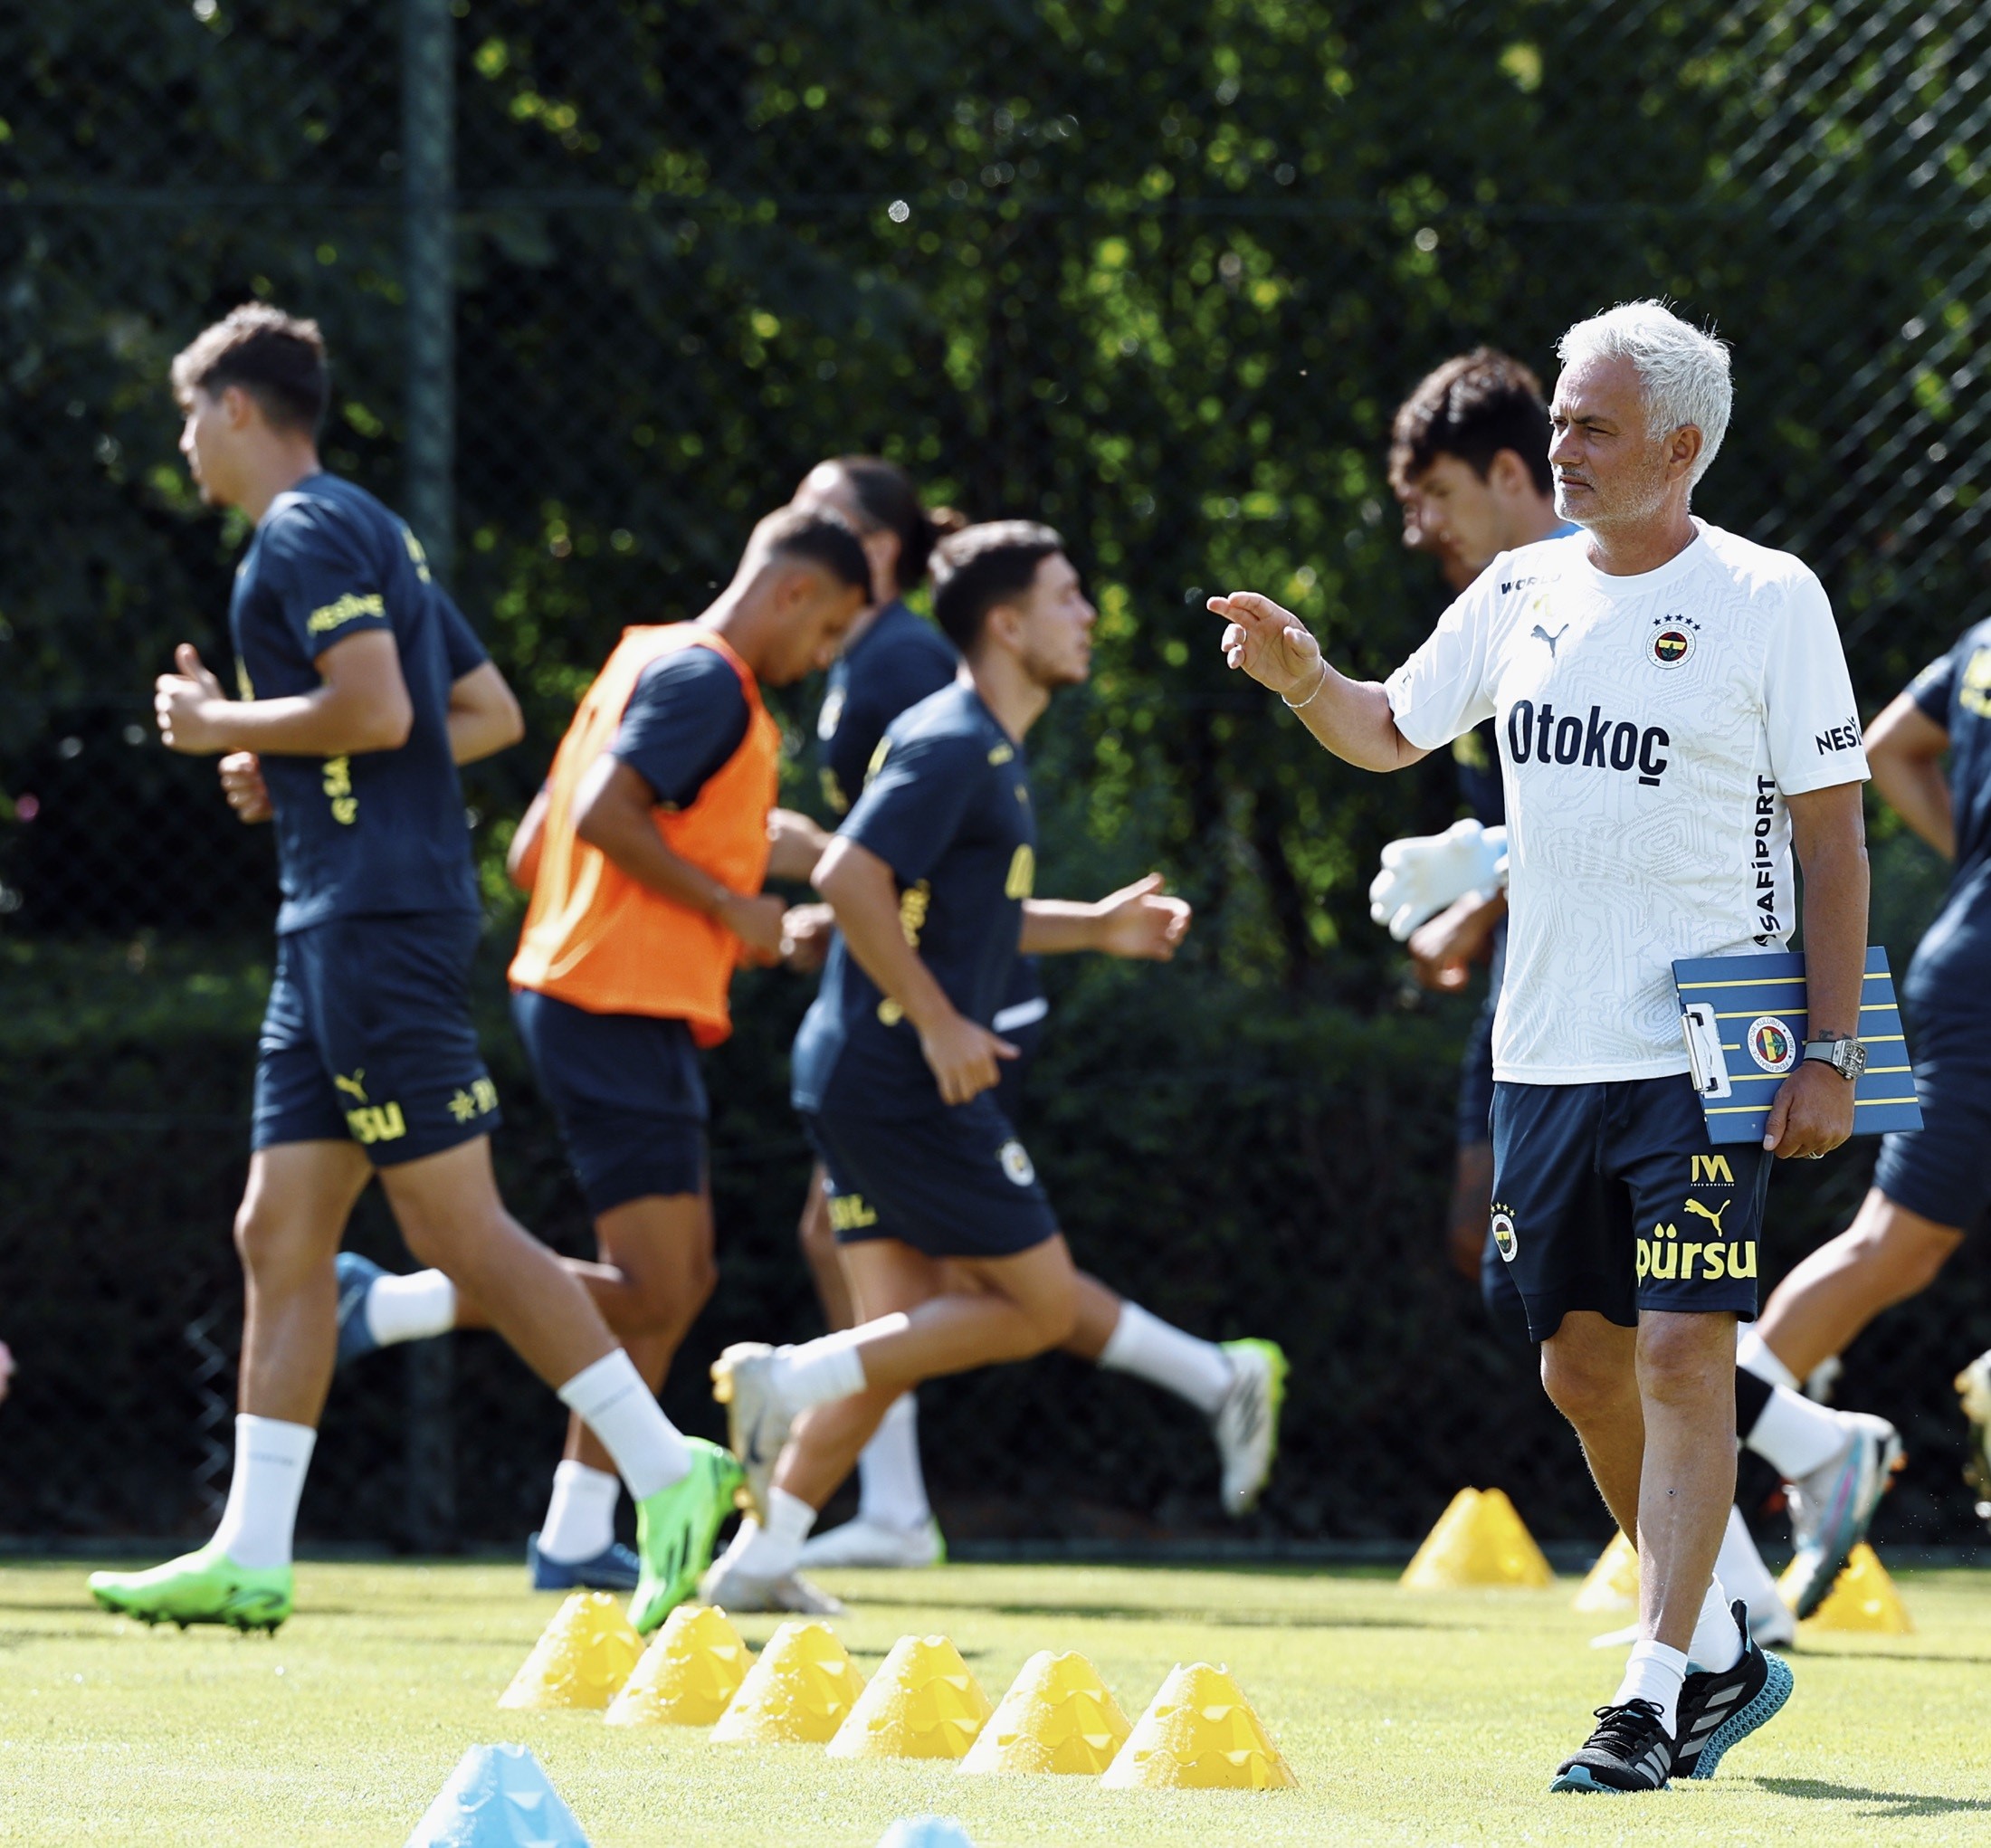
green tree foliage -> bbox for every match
[6,0,1986,975]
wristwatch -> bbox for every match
[1802,1034,1867,1082]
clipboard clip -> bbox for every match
[1681,1003,1732,1099]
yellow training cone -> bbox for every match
[1791,1543,1914,1634]
[498,1589,643,1710]
[711,1619,866,1745]
[1571,1530,1641,1613]
[1100,1662,1297,1791]
[1401,1487,1554,1589]
[606,1604,754,1726]
[959,1650,1131,1777]
[826,1634,994,1761]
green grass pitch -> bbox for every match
[3,1557,1987,1844]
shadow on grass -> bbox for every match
[1753,1777,1991,1816]
[1792,1647,1991,1667]
[834,1593,1456,1632]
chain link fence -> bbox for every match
[5,0,1991,1552]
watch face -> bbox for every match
[1844,1042,1868,1081]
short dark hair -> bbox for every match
[755,503,873,599]
[171,304,330,435]
[1390,348,1552,495]
[930,520,1064,654]
[827,456,967,589]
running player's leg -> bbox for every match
[531,1188,717,1588]
[377,1135,734,1628]
[792,1163,940,1568]
[87,1140,371,1630]
[705,1233,1079,1610]
[1731,1334,1901,1617]
[90,938,375,1631]
[1751,1188,1962,1378]
[1060,1272,1286,1515]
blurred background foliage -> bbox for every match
[2,0,1988,1548]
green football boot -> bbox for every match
[630,1436,745,1634]
[1215,1338,1289,1516]
[88,1543,293,1634]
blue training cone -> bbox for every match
[876,1820,976,1848]
[405,1744,591,1848]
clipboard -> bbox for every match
[1672,947,1922,1146]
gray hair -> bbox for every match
[1557,301,1732,488]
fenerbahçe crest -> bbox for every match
[999,1139,1036,1187]
[1489,1203,1519,1264]
[1747,1015,1797,1074]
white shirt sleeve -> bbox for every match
[1763,567,1869,794]
[1383,568,1500,752]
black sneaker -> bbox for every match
[1550,1700,1673,1794]
[1674,1599,1795,1780]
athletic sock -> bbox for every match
[855,1393,932,1531]
[714,1487,817,1581]
[1613,1639,1689,1738]
[1715,1505,1786,1635]
[210,1415,317,1570]
[770,1313,910,1412]
[556,1350,690,1502]
[1686,1571,1745,1672]
[363,1268,458,1346]
[1736,1364,1773,1441]
[1737,1325,1800,1392]
[1097,1300,1235,1417]
[537,1460,619,1564]
[1745,1383,1849,1480]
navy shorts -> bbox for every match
[1490,1073,1771,1341]
[990,993,1046,1124]
[803,1092,1060,1260]
[253,912,500,1166]
[511,987,708,1217]
[1872,993,1991,1233]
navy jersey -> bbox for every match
[792,682,1036,1113]
[229,473,479,933]
[816,599,959,815]
[1905,624,1991,1007]
[612,646,750,808]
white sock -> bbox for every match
[1097,1301,1235,1417]
[1613,1639,1689,1738]
[714,1487,816,1581]
[1715,1506,1786,1636]
[556,1350,690,1501]
[210,1415,317,1570]
[1686,1571,1745,1672]
[537,1461,619,1564]
[1737,1325,1800,1392]
[1745,1384,1849,1479]
[855,1393,931,1531]
[363,1268,458,1346]
[770,1313,909,1412]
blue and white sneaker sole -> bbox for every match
[1687,1652,1794,1780]
[1791,1425,1900,1619]
[1548,1766,1662,1795]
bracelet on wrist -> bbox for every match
[1281,662,1329,710]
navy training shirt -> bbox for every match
[792,681,1038,1115]
[229,472,479,933]
[816,600,959,816]
[610,647,750,809]
[813,597,1044,1022]
[1905,624,1991,1007]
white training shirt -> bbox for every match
[1383,519,1868,1085]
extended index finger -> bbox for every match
[1206,590,1293,628]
